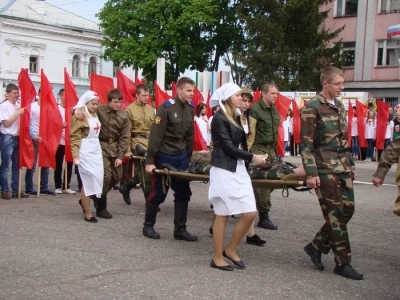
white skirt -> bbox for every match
[208,160,256,216]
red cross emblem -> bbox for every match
[94,123,100,134]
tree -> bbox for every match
[238,0,345,91]
[97,0,244,84]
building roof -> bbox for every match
[0,0,100,32]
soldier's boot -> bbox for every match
[333,264,364,280]
[142,202,160,239]
[257,212,278,230]
[119,181,134,205]
[135,144,147,157]
[96,195,113,219]
[173,202,198,242]
[304,243,324,270]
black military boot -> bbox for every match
[119,181,135,205]
[173,202,198,242]
[304,243,324,270]
[142,202,161,239]
[96,195,113,219]
[257,212,278,230]
[334,264,364,280]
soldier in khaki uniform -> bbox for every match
[372,138,400,216]
[75,89,130,219]
[301,66,363,280]
[143,77,197,242]
[247,83,280,230]
[119,84,154,204]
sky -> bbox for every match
[46,0,105,22]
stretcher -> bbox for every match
[132,156,309,197]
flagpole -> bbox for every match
[18,171,22,199]
[64,160,68,191]
[37,167,41,197]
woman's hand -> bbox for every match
[252,154,267,166]
[73,158,80,165]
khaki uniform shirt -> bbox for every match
[145,96,194,164]
[70,115,91,159]
[96,104,130,160]
[125,101,155,152]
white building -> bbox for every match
[0,0,135,97]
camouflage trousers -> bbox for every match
[191,161,294,179]
[252,144,277,213]
[312,173,354,266]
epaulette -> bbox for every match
[163,99,175,107]
[188,101,195,108]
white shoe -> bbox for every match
[297,154,300,157]
[55,189,62,194]
[63,189,76,195]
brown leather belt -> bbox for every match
[99,137,117,144]
[131,133,149,139]
[163,136,185,144]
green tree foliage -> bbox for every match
[97,0,242,85]
[238,0,344,91]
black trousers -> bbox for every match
[54,145,73,189]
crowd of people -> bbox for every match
[0,67,399,280]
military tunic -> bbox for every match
[125,100,155,197]
[247,100,280,214]
[373,138,400,216]
[96,104,130,195]
[300,94,355,266]
[146,96,194,205]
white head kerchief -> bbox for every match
[74,91,99,108]
[210,83,241,112]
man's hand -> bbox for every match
[17,107,25,115]
[74,108,84,121]
[33,136,43,143]
[63,121,68,128]
[306,176,320,188]
[351,170,357,180]
[73,158,80,165]
[145,164,156,174]
[372,177,383,187]
[124,152,133,157]
[114,159,122,167]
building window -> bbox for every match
[29,56,38,73]
[72,55,80,77]
[343,42,356,67]
[88,57,97,75]
[377,40,400,66]
[381,0,400,12]
[113,63,120,77]
[336,0,358,17]
[383,97,399,107]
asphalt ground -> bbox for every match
[0,157,399,300]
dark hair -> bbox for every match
[59,89,65,95]
[6,84,18,93]
[107,88,123,102]
[176,77,195,88]
[212,105,220,115]
[136,84,149,95]
[241,92,253,102]
[196,103,206,117]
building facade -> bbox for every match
[0,0,135,98]
[323,0,400,106]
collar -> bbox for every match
[105,104,117,114]
[316,93,339,106]
[259,99,272,110]
[175,96,186,107]
[134,100,147,107]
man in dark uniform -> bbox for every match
[75,89,130,219]
[143,77,198,242]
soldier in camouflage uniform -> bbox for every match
[301,66,363,280]
[247,83,280,230]
[372,138,400,216]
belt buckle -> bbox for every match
[109,138,114,143]
[178,138,184,143]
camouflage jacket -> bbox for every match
[300,94,354,176]
[373,138,400,181]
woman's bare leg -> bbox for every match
[81,187,94,220]
[212,215,229,266]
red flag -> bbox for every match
[205,90,212,118]
[347,101,354,147]
[117,70,136,110]
[17,69,35,169]
[253,89,261,103]
[135,76,145,84]
[356,101,368,148]
[275,94,292,156]
[89,73,114,104]
[39,70,62,169]
[64,68,79,162]
[171,82,177,97]
[291,99,301,144]
[193,121,208,151]
[192,87,204,106]
[154,81,170,108]
[376,99,390,150]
